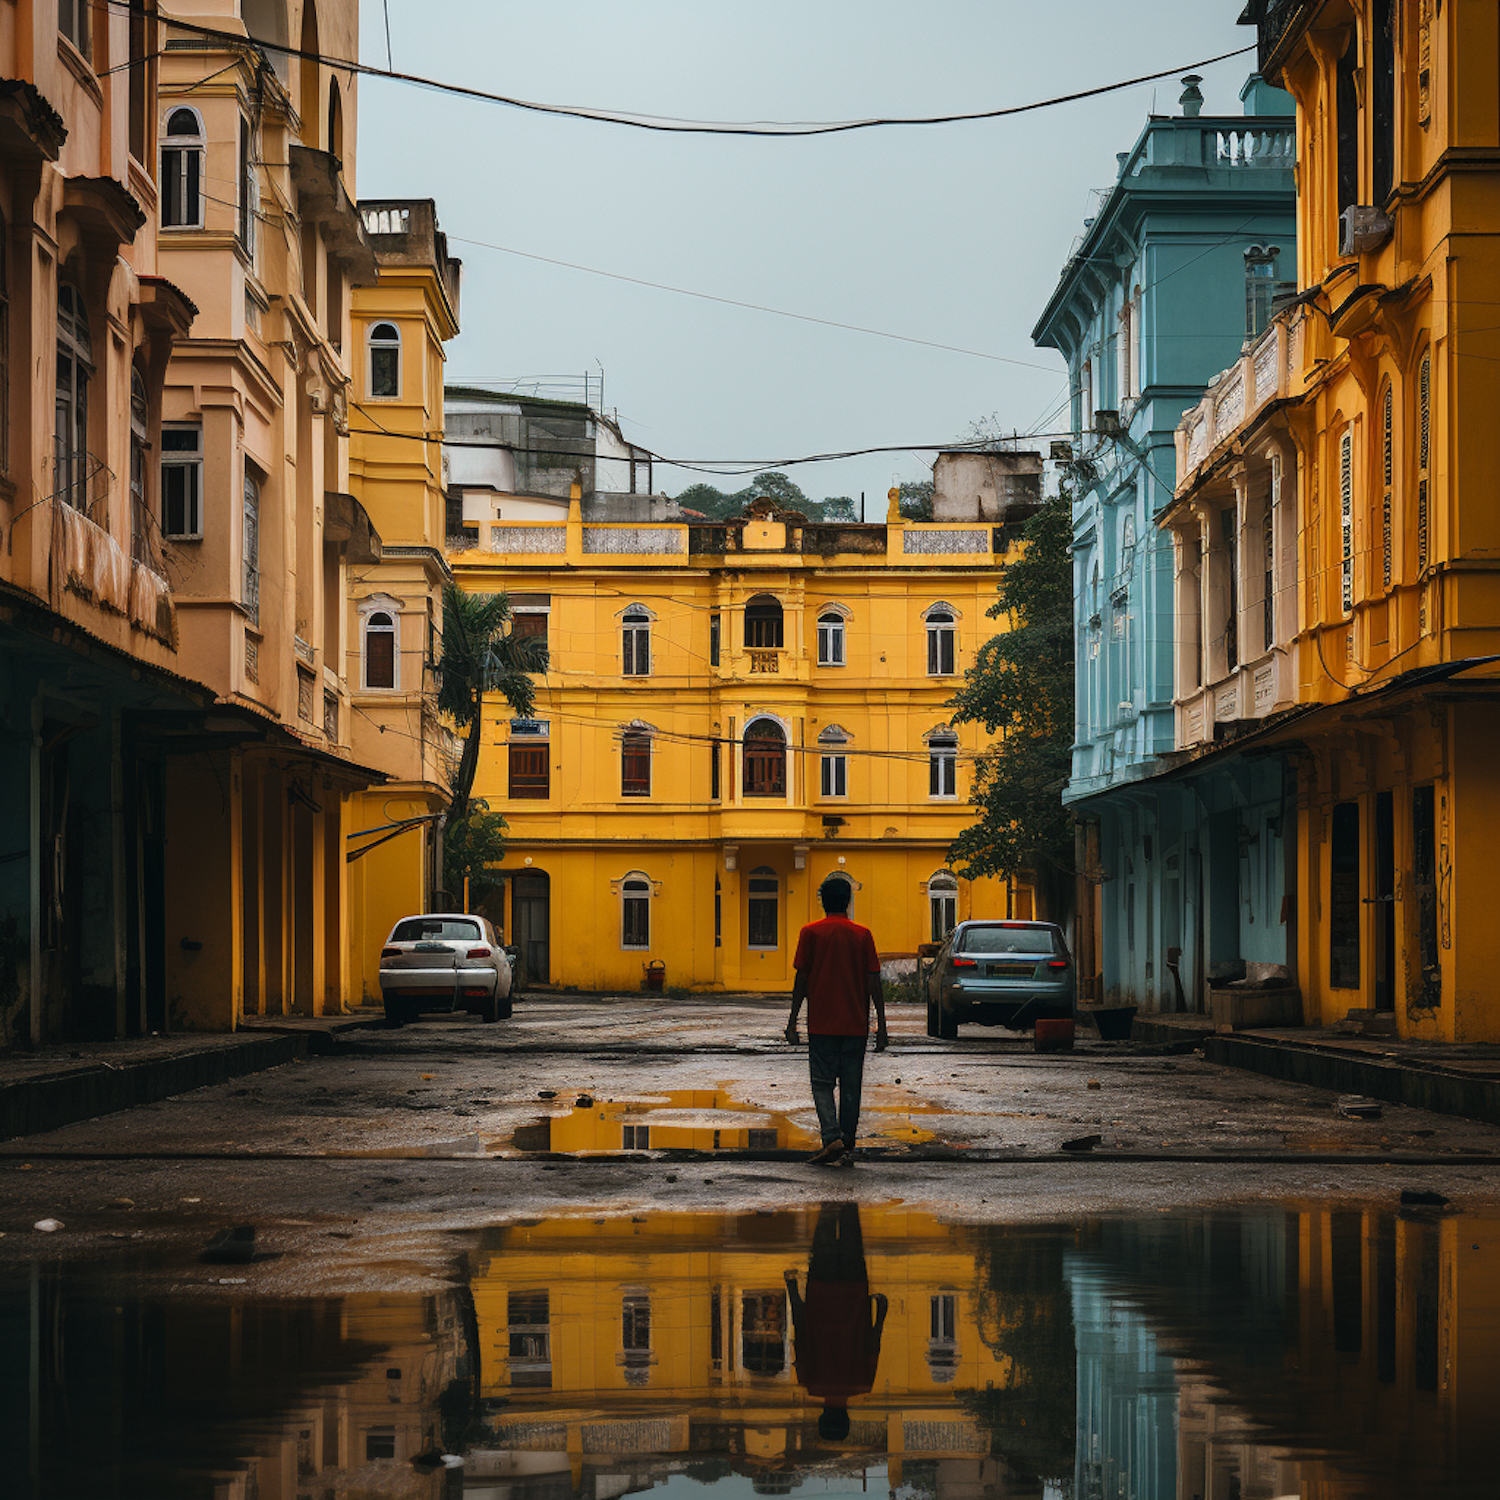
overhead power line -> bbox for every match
[100,2,1251,139]
[445,233,1056,372]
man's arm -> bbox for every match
[786,967,807,1045]
[868,971,889,1052]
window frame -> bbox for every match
[58,0,92,61]
[924,604,957,676]
[367,320,401,400]
[237,113,257,257]
[161,106,205,230]
[508,720,550,800]
[160,422,204,539]
[816,609,847,666]
[743,717,787,798]
[622,607,652,676]
[817,724,850,799]
[928,872,959,941]
[363,608,398,690]
[744,593,784,650]
[621,725,652,798]
[242,464,261,625]
[621,873,651,951]
[928,731,959,800]
[747,866,779,950]
[55,282,92,511]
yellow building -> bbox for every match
[471,1206,1015,1492]
[344,200,461,1005]
[1230,0,1500,1037]
[448,484,1032,992]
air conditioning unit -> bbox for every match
[1093,409,1122,438]
[1050,440,1074,461]
[1340,205,1393,256]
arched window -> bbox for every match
[162,108,204,228]
[1417,352,1431,576]
[130,369,150,565]
[622,605,651,676]
[327,78,344,161]
[621,722,652,798]
[818,724,849,799]
[747,867,779,949]
[364,610,396,689]
[928,871,958,941]
[1120,512,1136,575]
[368,322,400,399]
[816,608,846,666]
[745,593,784,649]
[1380,382,1394,591]
[925,603,956,676]
[928,729,958,800]
[621,872,651,950]
[56,283,92,509]
[743,718,786,798]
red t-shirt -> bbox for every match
[793,915,880,1036]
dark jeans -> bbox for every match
[808,1034,867,1148]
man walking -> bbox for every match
[785,876,888,1166]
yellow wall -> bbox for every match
[453,501,1029,992]
[1268,0,1500,1037]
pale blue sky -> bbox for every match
[355,1,1255,512]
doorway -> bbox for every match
[512,871,551,988]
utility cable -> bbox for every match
[96,3,1253,140]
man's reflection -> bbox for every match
[784,1202,888,1442]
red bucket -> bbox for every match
[644,960,666,992]
[1034,1018,1075,1053]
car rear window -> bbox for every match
[391,918,482,943]
[958,925,1064,956]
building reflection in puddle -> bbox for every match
[4,1201,1499,1498]
[499,1087,941,1155]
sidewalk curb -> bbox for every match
[0,1034,314,1143]
[1203,1032,1500,1127]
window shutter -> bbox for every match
[1339,430,1354,615]
[1417,355,1431,574]
[1381,385,1393,590]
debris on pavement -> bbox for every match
[1061,1134,1103,1153]
[33,1218,63,1232]
[202,1226,257,1264]
[1338,1096,1383,1119]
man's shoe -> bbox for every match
[808,1139,846,1166]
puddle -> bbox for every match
[5,1200,1499,1497]
[492,1086,945,1156]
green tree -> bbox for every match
[443,801,509,904]
[672,473,857,522]
[898,479,934,520]
[439,583,549,823]
[947,480,1075,918]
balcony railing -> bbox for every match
[748,649,780,674]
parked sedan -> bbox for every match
[379,913,515,1026]
[921,920,1074,1041]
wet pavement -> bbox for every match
[4,1199,1498,1498]
[6,993,1500,1497]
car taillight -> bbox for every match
[951,956,977,969]
[1047,959,1069,970]
[380,947,401,960]
[466,947,492,959]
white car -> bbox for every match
[378,913,515,1026]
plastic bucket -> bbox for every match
[1034,1018,1075,1053]
[644,961,666,992]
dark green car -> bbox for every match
[921,920,1074,1039]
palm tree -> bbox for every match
[439,583,549,822]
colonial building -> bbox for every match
[0,0,208,1046]
[1033,72,1296,1008]
[1205,0,1500,1040]
[447,474,1034,993]
[156,0,391,1029]
[344,199,461,1006]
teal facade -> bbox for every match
[1033,75,1296,1009]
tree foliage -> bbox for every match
[443,801,509,903]
[439,583,549,822]
[674,471,858,522]
[947,482,1075,915]
[898,479,934,520]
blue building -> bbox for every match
[1032,74,1296,1010]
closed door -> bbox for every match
[512,872,551,987]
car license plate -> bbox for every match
[988,963,1033,978]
